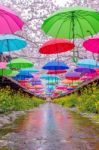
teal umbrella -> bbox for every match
[42,7,99,62]
[77,59,99,68]
[40,74,59,80]
[21,68,39,73]
[0,35,27,53]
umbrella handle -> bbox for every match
[72,52,78,63]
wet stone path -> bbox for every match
[0,103,99,150]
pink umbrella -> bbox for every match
[0,5,24,34]
[83,37,99,53]
[0,62,7,69]
[80,75,95,81]
[56,86,67,91]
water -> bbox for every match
[0,103,99,150]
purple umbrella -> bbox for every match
[30,78,42,85]
[74,67,96,74]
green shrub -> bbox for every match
[54,83,99,114]
[0,87,44,112]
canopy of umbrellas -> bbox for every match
[0,5,99,98]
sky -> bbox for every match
[54,0,72,6]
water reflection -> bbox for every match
[0,103,99,150]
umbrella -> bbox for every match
[67,87,74,91]
[7,58,33,69]
[47,70,67,74]
[56,86,67,90]
[42,60,69,70]
[61,79,73,85]
[42,7,99,61]
[46,82,57,85]
[80,75,93,81]
[0,68,12,76]
[40,74,59,80]
[83,37,99,54]
[0,62,12,76]
[8,70,19,77]
[21,67,39,73]
[74,67,96,74]
[0,35,27,53]
[77,59,99,68]
[33,85,43,89]
[18,80,29,86]
[0,62,7,69]
[39,38,75,54]
[65,72,81,80]
[0,5,24,34]
[13,71,33,80]
[42,6,99,39]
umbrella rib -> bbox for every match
[0,14,14,33]
[77,15,96,34]
[69,18,72,39]
[4,12,23,29]
[76,18,85,39]
[45,16,69,36]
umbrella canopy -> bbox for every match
[13,71,33,80]
[39,38,75,54]
[0,35,27,53]
[33,85,43,89]
[95,68,99,75]
[40,74,59,80]
[56,86,67,90]
[74,67,96,74]
[8,70,19,77]
[42,7,99,39]
[0,62,7,69]
[47,70,67,74]
[0,5,24,34]
[30,79,42,85]
[0,68,12,76]
[80,75,94,81]
[18,80,29,86]
[61,79,73,84]
[46,82,57,85]
[42,60,69,70]
[77,59,98,68]
[83,37,99,53]
[21,67,39,73]
[65,72,81,80]
[7,58,33,69]
[67,87,74,91]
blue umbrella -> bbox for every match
[13,71,33,80]
[0,34,27,53]
[42,60,69,70]
[77,59,99,68]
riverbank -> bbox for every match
[0,87,45,128]
[0,110,26,128]
[53,83,99,124]
[66,107,99,124]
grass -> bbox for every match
[0,86,44,112]
[53,83,99,122]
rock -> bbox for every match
[0,140,8,147]
[0,110,26,128]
